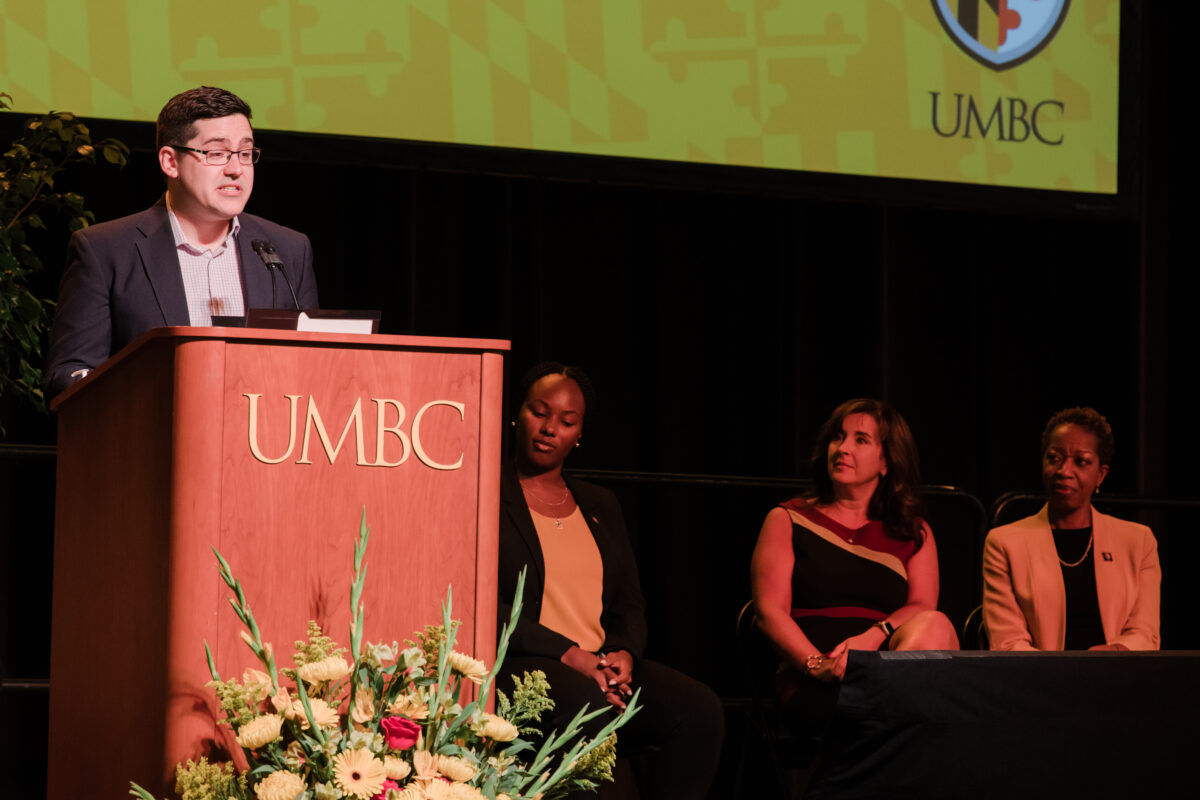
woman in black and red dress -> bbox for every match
[751,398,958,717]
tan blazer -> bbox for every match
[982,505,1160,651]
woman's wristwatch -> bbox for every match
[874,619,895,638]
[805,653,826,672]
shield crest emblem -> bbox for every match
[932,0,1071,71]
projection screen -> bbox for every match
[0,0,1119,193]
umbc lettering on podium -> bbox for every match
[244,393,466,470]
[930,91,1063,145]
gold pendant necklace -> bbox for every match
[522,481,570,530]
[1055,530,1094,568]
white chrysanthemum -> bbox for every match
[236,714,283,749]
[447,783,486,800]
[298,655,352,684]
[293,698,340,730]
[255,769,306,800]
[435,754,476,783]
[420,781,452,800]
[332,747,387,799]
[476,713,518,742]
[384,755,412,780]
[445,652,487,684]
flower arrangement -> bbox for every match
[131,513,638,800]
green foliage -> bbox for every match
[128,757,246,800]
[496,669,555,735]
[408,623,447,669]
[289,620,346,672]
[559,733,618,797]
[174,757,246,800]
[0,90,129,415]
[206,677,261,728]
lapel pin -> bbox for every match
[1101,552,1113,561]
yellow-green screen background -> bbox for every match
[0,0,1119,193]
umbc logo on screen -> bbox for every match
[243,393,466,470]
[930,93,1063,144]
[928,0,1069,145]
[932,0,1071,71]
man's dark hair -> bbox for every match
[156,86,253,150]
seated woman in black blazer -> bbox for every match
[498,362,723,799]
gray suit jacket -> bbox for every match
[45,200,318,398]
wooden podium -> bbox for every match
[47,328,509,799]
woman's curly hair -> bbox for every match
[1041,406,1114,466]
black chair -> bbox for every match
[961,603,989,650]
[733,601,823,800]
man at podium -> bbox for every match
[44,86,319,399]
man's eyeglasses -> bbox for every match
[171,145,262,166]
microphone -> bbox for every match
[251,239,300,310]
[251,239,280,308]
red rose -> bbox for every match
[372,779,400,800]
[381,715,421,750]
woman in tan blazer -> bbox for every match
[983,407,1160,651]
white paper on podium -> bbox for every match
[295,312,376,334]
